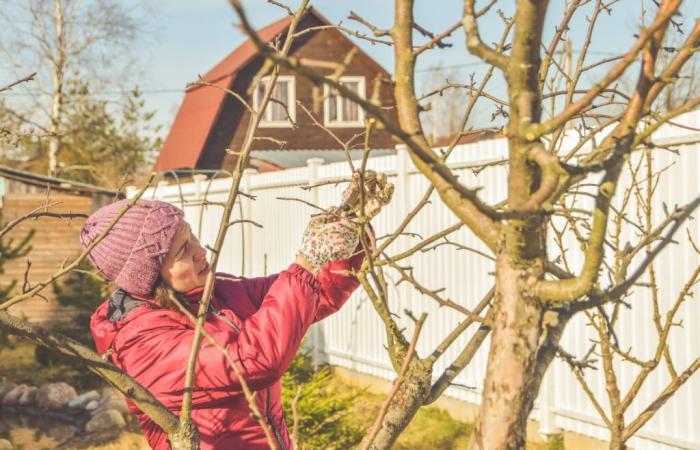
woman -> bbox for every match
[84,172,392,450]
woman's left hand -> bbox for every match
[339,170,394,221]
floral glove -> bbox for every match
[297,207,359,273]
[339,170,394,220]
[297,170,392,272]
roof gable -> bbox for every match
[154,14,295,171]
[155,10,336,172]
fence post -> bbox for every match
[192,174,207,240]
[395,144,411,220]
[241,168,256,277]
[306,157,324,369]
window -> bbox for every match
[324,76,366,127]
[254,76,296,127]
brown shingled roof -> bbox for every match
[154,14,294,172]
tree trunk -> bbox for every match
[608,418,627,450]
[362,359,433,450]
[469,254,565,450]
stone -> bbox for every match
[92,388,128,416]
[85,409,126,433]
[101,397,129,414]
[2,384,31,406]
[85,400,100,410]
[0,382,17,399]
[17,386,37,406]
[68,390,100,408]
[0,438,13,450]
[34,382,77,409]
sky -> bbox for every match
[3,0,699,136]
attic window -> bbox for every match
[324,76,366,127]
[255,76,296,127]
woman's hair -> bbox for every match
[152,278,188,312]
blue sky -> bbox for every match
[3,0,699,134]
[137,0,699,132]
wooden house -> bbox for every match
[0,166,118,325]
[155,7,398,173]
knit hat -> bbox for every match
[80,199,184,295]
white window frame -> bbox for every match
[323,76,366,128]
[254,75,296,128]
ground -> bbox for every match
[0,338,555,450]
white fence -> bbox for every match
[145,111,700,449]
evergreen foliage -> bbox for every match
[282,350,365,450]
[1,80,161,188]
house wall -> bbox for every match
[198,14,398,171]
[1,193,91,325]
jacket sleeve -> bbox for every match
[242,274,280,310]
[112,264,323,406]
[313,242,365,322]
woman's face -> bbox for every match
[160,221,209,293]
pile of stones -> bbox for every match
[0,381,130,442]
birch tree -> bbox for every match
[0,0,144,176]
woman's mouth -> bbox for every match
[199,262,210,276]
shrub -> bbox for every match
[282,349,365,450]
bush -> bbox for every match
[282,349,365,450]
[33,261,107,377]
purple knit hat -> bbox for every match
[80,199,184,295]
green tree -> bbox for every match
[0,228,33,348]
[4,81,161,188]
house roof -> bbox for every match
[154,11,313,172]
[0,165,120,197]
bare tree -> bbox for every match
[0,0,145,176]
[228,0,700,448]
[420,63,469,143]
[556,148,700,450]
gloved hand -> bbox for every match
[339,170,394,221]
[297,170,392,273]
[297,207,360,273]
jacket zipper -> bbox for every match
[267,387,287,450]
[210,306,286,449]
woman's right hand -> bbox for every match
[297,208,359,273]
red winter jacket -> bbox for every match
[90,253,362,450]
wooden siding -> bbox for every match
[2,194,91,325]
[197,14,398,171]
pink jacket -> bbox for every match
[90,252,362,449]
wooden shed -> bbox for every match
[0,166,118,325]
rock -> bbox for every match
[2,384,31,406]
[17,386,37,405]
[0,382,17,399]
[68,390,100,408]
[0,438,13,450]
[85,409,126,433]
[34,382,77,409]
[92,388,128,416]
[85,399,100,410]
